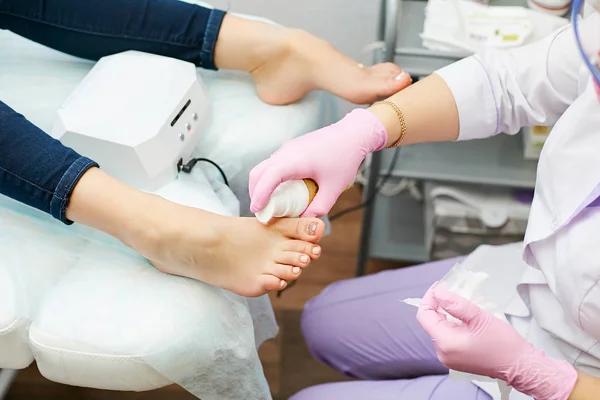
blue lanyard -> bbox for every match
[571,0,600,85]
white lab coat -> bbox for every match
[434,12,600,399]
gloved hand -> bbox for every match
[416,286,578,400]
[249,109,388,217]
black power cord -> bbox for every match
[329,147,401,221]
[177,157,229,187]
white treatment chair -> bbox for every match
[0,9,332,399]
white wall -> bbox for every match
[214,0,384,117]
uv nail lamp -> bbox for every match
[52,51,210,192]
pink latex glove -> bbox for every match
[416,286,578,400]
[248,109,387,217]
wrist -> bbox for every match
[509,346,578,400]
[342,108,389,153]
[569,371,600,400]
[366,104,401,148]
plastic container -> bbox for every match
[527,0,571,16]
[464,7,533,49]
[522,125,551,160]
[423,182,531,260]
[255,179,318,224]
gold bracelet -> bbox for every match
[373,100,407,148]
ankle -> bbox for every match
[214,14,292,72]
[119,194,171,253]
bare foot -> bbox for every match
[65,167,323,298]
[250,29,412,105]
[213,15,411,105]
[148,207,325,297]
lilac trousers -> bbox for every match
[291,257,492,400]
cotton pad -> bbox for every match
[402,263,512,400]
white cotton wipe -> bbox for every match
[402,262,512,400]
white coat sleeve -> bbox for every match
[433,13,600,141]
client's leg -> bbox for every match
[290,376,491,400]
[0,99,324,298]
[0,0,411,105]
[69,168,328,298]
[301,258,464,379]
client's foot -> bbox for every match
[251,29,412,105]
[214,15,411,105]
[149,207,325,297]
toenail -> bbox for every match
[293,267,301,274]
[300,255,309,263]
[306,222,318,236]
[357,63,364,69]
[312,247,321,256]
[395,71,407,81]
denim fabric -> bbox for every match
[0,0,227,69]
[0,101,98,224]
[0,0,226,224]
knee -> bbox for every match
[288,387,312,400]
[289,384,328,400]
[300,282,351,367]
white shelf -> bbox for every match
[368,189,429,263]
[357,0,539,270]
[392,0,529,76]
[380,133,538,188]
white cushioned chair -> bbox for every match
[0,7,332,399]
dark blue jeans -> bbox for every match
[0,0,226,224]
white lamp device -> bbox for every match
[51,50,211,193]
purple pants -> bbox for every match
[291,257,493,400]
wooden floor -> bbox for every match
[5,187,406,400]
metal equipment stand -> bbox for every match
[355,0,537,277]
[355,0,400,276]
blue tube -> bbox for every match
[571,0,600,85]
